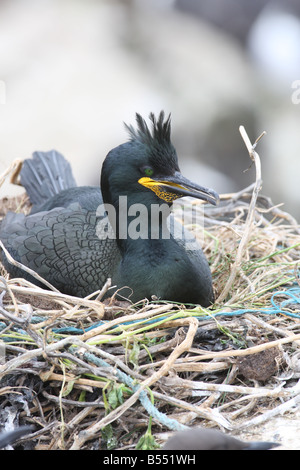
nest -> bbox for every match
[1,128,300,450]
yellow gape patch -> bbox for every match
[138,177,182,203]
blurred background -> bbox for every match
[0,0,300,218]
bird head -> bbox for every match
[101,111,219,208]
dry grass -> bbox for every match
[1,129,300,450]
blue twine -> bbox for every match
[51,286,300,335]
[2,287,299,339]
[81,351,187,432]
[211,287,300,320]
[2,287,300,337]
[52,321,104,335]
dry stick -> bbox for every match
[217,391,262,413]
[0,336,84,379]
[238,386,300,430]
[197,363,238,413]
[170,361,229,374]
[0,159,23,189]
[95,277,112,301]
[138,332,300,370]
[216,127,265,304]
[42,391,104,409]
[245,313,300,347]
[81,303,174,341]
[162,375,286,398]
[157,367,239,429]
[180,332,300,361]
[218,183,256,202]
[152,391,231,429]
[1,276,20,315]
[39,371,108,389]
[1,280,105,313]
[70,317,199,450]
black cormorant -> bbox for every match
[163,427,278,450]
[0,112,219,306]
[0,425,34,449]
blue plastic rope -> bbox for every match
[81,351,187,432]
[50,286,300,335]
[2,287,300,338]
[209,286,300,320]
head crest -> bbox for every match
[125,111,171,147]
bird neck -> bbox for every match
[104,195,173,252]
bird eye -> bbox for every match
[143,167,154,177]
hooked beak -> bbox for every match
[138,171,219,205]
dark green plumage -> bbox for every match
[163,427,278,450]
[0,112,218,305]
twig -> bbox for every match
[0,279,105,314]
[81,303,174,341]
[0,337,85,379]
[216,126,264,303]
[95,278,112,301]
[42,391,104,408]
[162,376,286,398]
[0,159,23,189]
[169,332,300,362]
[238,385,300,430]
[152,390,232,429]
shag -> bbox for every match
[163,427,278,450]
[0,425,34,449]
[0,112,219,305]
